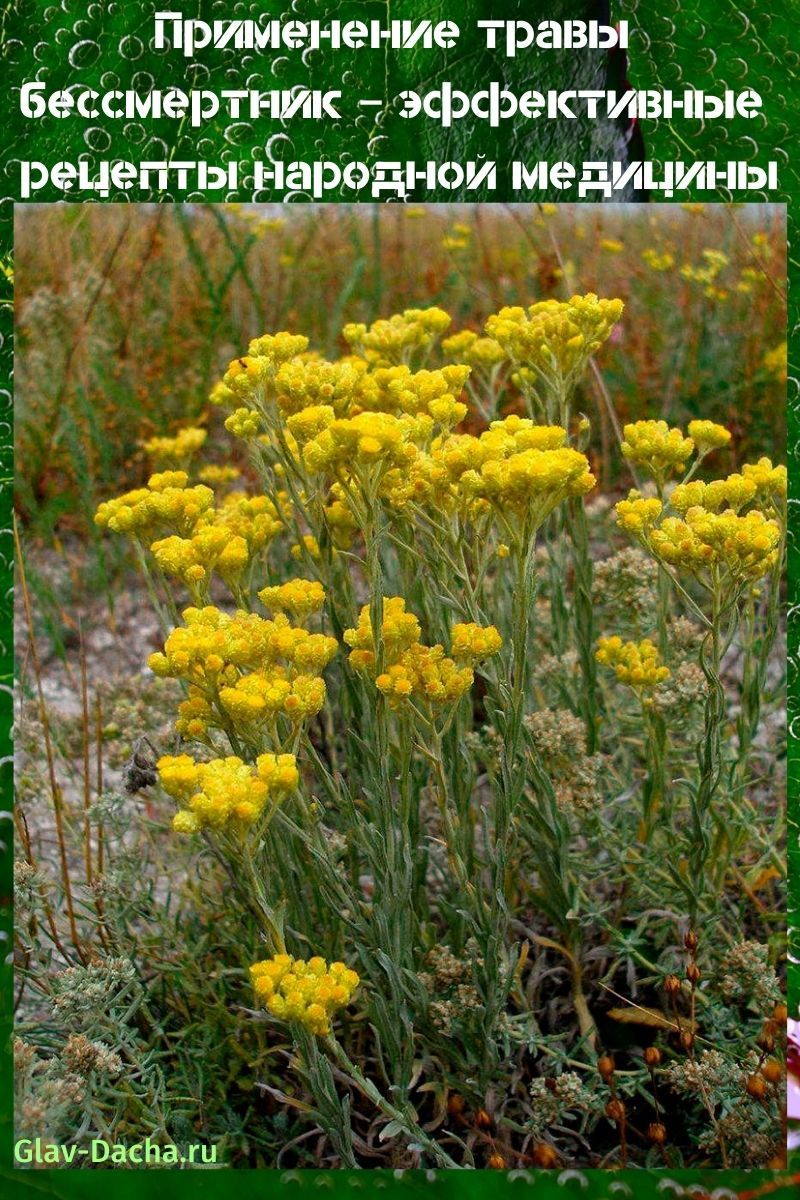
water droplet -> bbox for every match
[119,34,144,60]
[84,126,111,152]
[68,39,101,69]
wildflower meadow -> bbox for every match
[14,204,787,1170]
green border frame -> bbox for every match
[1,0,798,1193]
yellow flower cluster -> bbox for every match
[450,622,504,664]
[323,485,361,547]
[650,509,780,579]
[208,333,311,417]
[363,416,595,529]
[642,249,675,272]
[97,474,286,599]
[742,457,787,505]
[344,599,501,709]
[151,526,249,592]
[687,421,732,454]
[620,417,732,483]
[142,426,207,465]
[250,954,359,1036]
[342,306,451,365]
[345,596,421,665]
[621,421,694,478]
[199,304,620,545]
[459,445,595,522]
[258,578,326,619]
[302,411,423,475]
[762,341,787,383]
[596,637,670,690]
[158,752,298,833]
[95,471,214,537]
[215,493,286,555]
[485,294,624,383]
[441,330,505,371]
[95,461,288,602]
[148,605,337,738]
[368,365,471,427]
[275,358,368,417]
[680,248,729,285]
[615,494,664,535]
[670,474,756,515]
[198,465,241,486]
[148,606,331,680]
[616,440,784,585]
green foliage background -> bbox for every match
[1,0,797,1193]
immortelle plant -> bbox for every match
[93,298,787,1167]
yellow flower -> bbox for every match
[343,307,451,366]
[615,493,663,534]
[450,622,503,664]
[157,754,284,833]
[198,465,241,486]
[345,601,500,710]
[275,357,368,417]
[671,475,756,515]
[641,249,674,272]
[441,330,505,371]
[286,404,336,445]
[344,597,421,664]
[596,637,670,691]
[762,342,787,383]
[250,954,359,1036]
[148,605,337,743]
[485,294,623,386]
[292,534,321,561]
[95,473,214,538]
[302,412,420,475]
[142,426,207,466]
[150,527,249,592]
[650,508,780,580]
[258,579,326,619]
[460,445,595,524]
[687,421,731,454]
[742,457,787,503]
[621,421,694,479]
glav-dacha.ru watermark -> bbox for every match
[15,1137,218,1166]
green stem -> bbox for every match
[325,1036,462,1168]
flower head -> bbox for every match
[596,637,670,692]
[250,954,359,1036]
[158,752,297,833]
[485,294,623,386]
[687,421,732,454]
[621,421,694,479]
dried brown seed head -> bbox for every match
[647,1122,667,1145]
[597,1054,615,1081]
[745,1073,767,1099]
[761,1058,783,1085]
[532,1142,559,1168]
